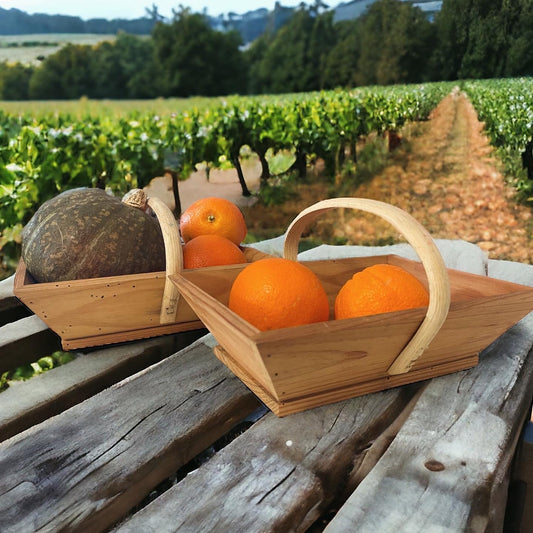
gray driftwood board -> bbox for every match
[0,330,204,442]
[113,385,420,532]
[0,336,260,533]
[324,313,533,532]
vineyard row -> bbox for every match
[2,78,533,272]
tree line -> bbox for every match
[0,6,157,36]
[1,0,532,101]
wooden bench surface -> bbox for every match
[0,272,532,532]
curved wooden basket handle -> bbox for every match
[147,196,183,324]
[283,197,451,376]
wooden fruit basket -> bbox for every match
[13,194,266,350]
[170,198,533,416]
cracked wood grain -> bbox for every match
[324,313,533,533]
[0,335,259,533]
[0,330,204,443]
[113,384,420,533]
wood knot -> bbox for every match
[424,459,445,472]
[344,350,367,359]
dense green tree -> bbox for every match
[307,10,337,90]
[322,19,361,89]
[28,44,94,99]
[355,0,433,86]
[116,34,162,98]
[25,33,161,100]
[500,0,533,77]
[505,3,533,76]
[152,8,245,97]
[432,0,533,80]
[244,32,272,94]
[89,41,126,99]
[455,0,515,79]
[258,8,314,93]
[459,9,504,79]
[432,0,475,80]
[0,62,33,100]
[90,33,162,98]
[245,6,337,94]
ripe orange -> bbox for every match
[183,234,246,269]
[335,264,429,320]
[180,197,247,245]
[228,257,330,331]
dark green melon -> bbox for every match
[22,188,166,282]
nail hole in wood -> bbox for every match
[424,459,445,472]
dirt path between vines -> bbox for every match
[345,89,533,263]
[242,89,533,263]
[150,89,532,264]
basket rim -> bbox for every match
[13,258,167,291]
[14,245,261,292]
[171,252,533,343]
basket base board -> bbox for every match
[213,345,479,417]
[61,320,205,350]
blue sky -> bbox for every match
[0,1,308,19]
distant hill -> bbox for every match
[0,1,442,44]
[0,8,156,36]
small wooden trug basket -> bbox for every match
[171,198,533,416]
[13,193,265,350]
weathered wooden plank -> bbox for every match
[324,313,533,533]
[0,335,260,533]
[0,275,29,325]
[0,274,15,305]
[112,384,421,532]
[0,315,61,373]
[505,419,533,533]
[0,329,204,443]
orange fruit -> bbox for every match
[180,197,247,244]
[228,257,330,331]
[183,234,246,269]
[335,264,429,320]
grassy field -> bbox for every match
[0,34,116,65]
[0,95,237,118]
[0,91,298,118]
[0,91,307,119]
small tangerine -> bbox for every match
[183,234,246,269]
[335,263,429,319]
[228,257,330,331]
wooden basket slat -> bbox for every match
[171,253,533,416]
[14,245,267,350]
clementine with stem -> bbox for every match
[180,197,247,245]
